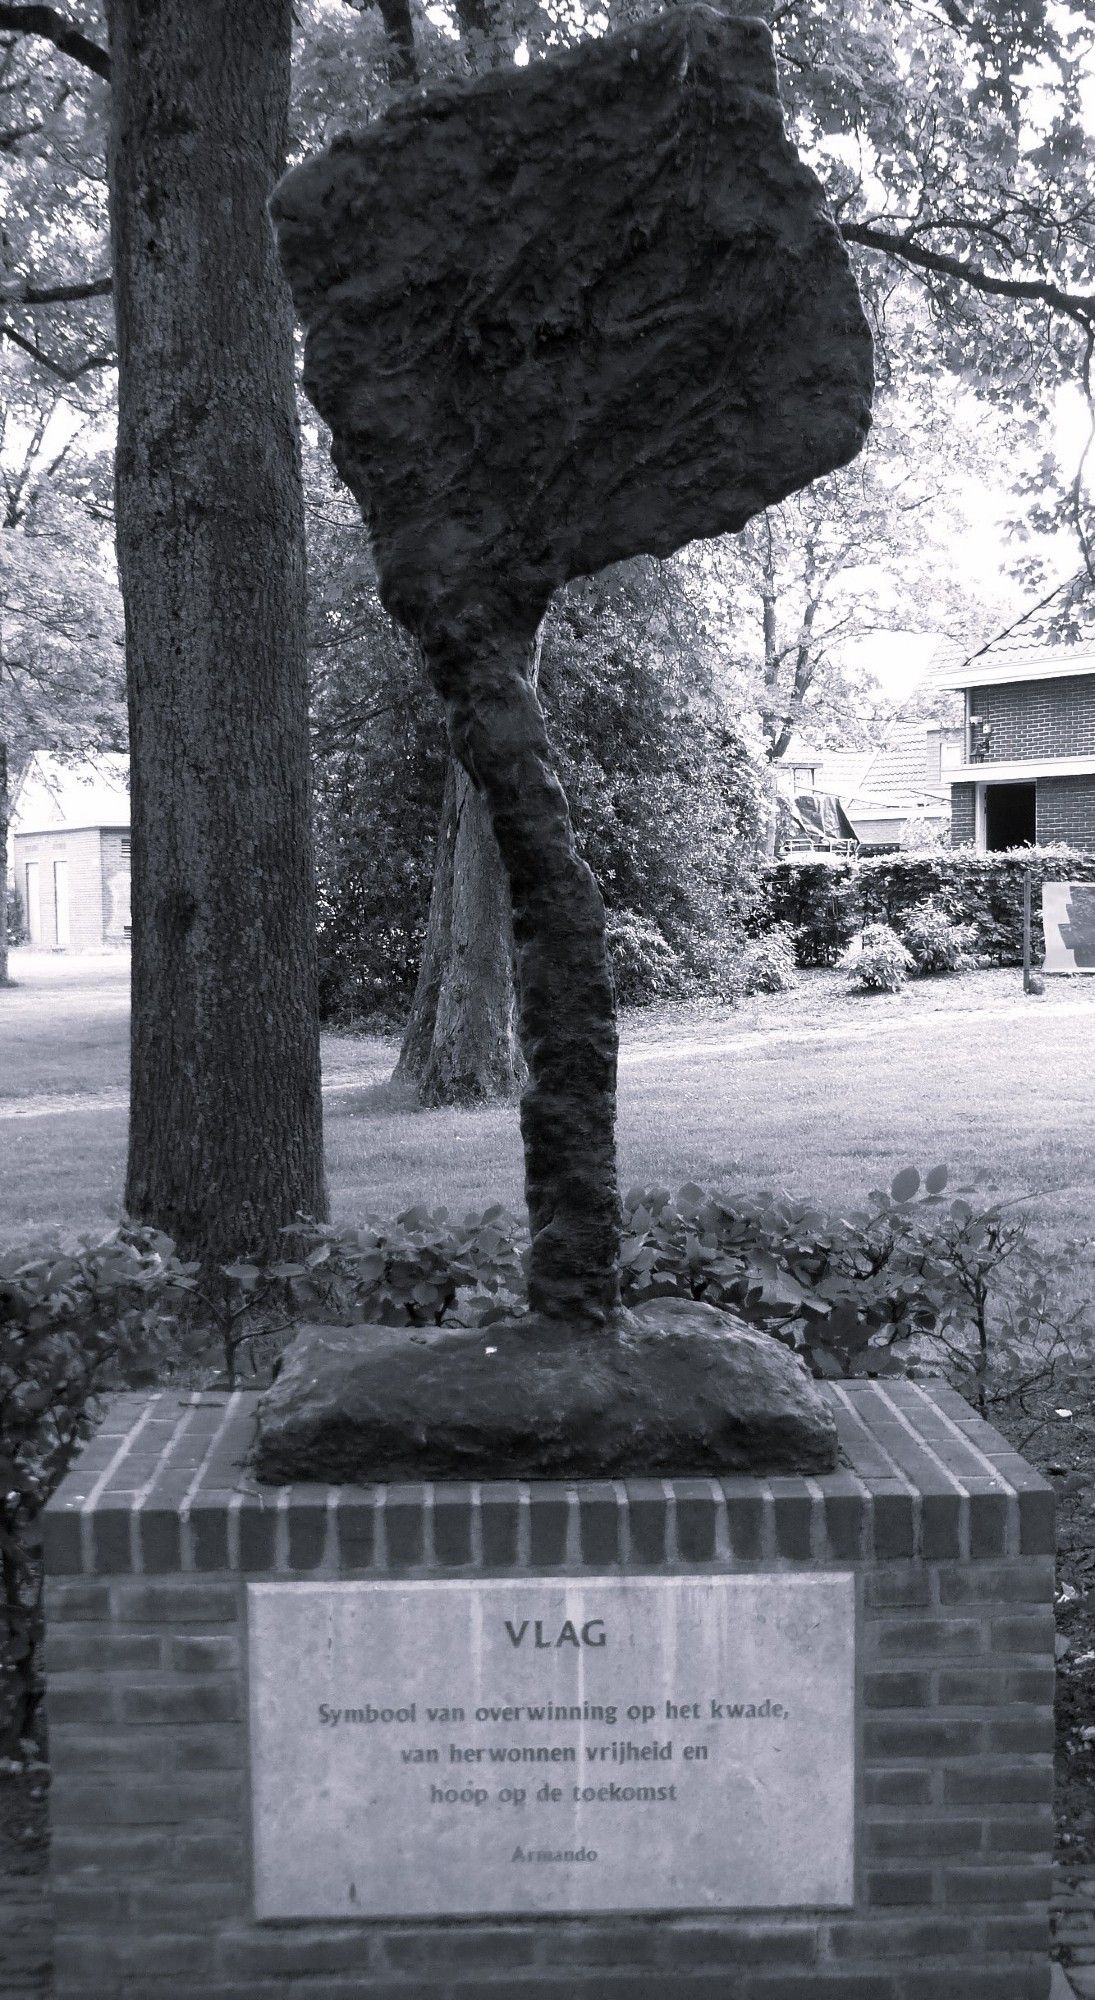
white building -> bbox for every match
[7,751,131,949]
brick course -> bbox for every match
[970,675,1095,765]
[44,1383,1055,2000]
[950,783,976,847]
[1036,775,1095,851]
[950,672,1095,848]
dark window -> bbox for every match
[984,782,1035,851]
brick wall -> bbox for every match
[1036,775,1095,851]
[12,830,105,950]
[44,1386,1056,2000]
[970,675,1095,763]
[950,783,976,848]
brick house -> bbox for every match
[936,636,1095,850]
[7,751,131,949]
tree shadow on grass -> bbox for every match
[326,1071,423,1118]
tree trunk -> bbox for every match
[397,630,545,1106]
[0,739,8,986]
[395,758,523,1104]
[423,610,620,1323]
[106,0,326,1260]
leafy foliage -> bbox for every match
[615,1166,1080,1404]
[694,386,1009,763]
[200,1169,1080,1413]
[763,849,1095,968]
[901,901,975,975]
[847,923,913,992]
[1,411,124,771]
[740,924,798,995]
[540,561,768,967]
[4,1165,1085,1752]
[303,444,447,1025]
[757,859,860,966]
[4,884,25,949]
[604,911,682,1006]
[0,1229,189,1754]
[313,547,769,1024]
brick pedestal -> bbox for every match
[43,1381,1055,1999]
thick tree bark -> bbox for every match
[106,0,326,1259]
[397,628,545,1106]
[395,757,523,1105]
[423,611,620,1323]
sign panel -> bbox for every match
[248,1573,855,1918]
[1043,881,1095,974]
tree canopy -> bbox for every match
[0,0,1090,1050]
[2,0,1090,736]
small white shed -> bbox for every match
[7,751,131,950]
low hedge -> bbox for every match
[0,1171,1078,1756]
[759,846,1095,966]
[0,1230,189,1755]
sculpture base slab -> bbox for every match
[250,1299,838,1484]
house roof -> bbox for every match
[11,751,130,836]
[855,721,949,803]
[776,733,827,767]
[932,634,1095,691]
[776,736,880,797]
[814,749,877,798]
[777,722,951,813]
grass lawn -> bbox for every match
[1,945,1094,1249]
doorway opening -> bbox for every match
[984,782,1036,851]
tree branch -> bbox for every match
[0,4,110,79]
[1,273,112,305]
[0,319,114,380]
[841,220,1095,328]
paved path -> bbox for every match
[0,1064,394,1122]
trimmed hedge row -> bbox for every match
[759,846,1095,967]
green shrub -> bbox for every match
[0,1230,189,1754]
[605,911,681,1006]
[741,924,798,994]
[667,919,747,1004]
[901,901,975,974]
[606,912,752,1008]
[761,848,1095,968]
[267,1171,1055,1405]
[257,1205,528,1342]
[847,923,913,992]
[616,1165,1063,1395]
[756,857,859,965]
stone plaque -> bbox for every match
[248,1573,855,1918]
